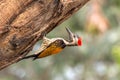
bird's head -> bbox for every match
[65,28,82,46]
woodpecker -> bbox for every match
[22,28,82,60]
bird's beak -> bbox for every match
[66,27,74,41]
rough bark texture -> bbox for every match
[0,0,89,70]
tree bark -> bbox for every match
[0,0,89,70]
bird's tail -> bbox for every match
[22,54,38,60]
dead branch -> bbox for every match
[0,0,89,70]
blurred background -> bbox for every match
[0,0,120,80]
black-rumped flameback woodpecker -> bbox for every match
[22,28,82,60]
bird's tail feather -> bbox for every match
[22,54,38,60]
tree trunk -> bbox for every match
[0,0,89,70]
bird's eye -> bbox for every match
[73,34,76,38]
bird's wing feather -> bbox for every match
[34,37,54,54]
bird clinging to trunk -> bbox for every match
[22,28,82,60]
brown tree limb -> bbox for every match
[0,0,89,70]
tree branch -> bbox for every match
[0,0,89,70]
